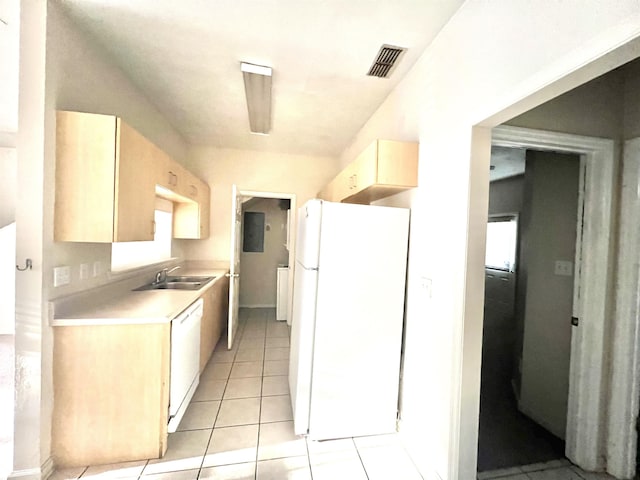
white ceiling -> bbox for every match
[58,0,465,156]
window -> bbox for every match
[485,215,518,272]
[243,211,265,252]
[111,198,173,272]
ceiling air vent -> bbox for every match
[367,44,407,78]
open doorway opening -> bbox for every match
[478,146,581,473]
[0,146,16,479]
[227,187,296,351]
[239,197,291,312]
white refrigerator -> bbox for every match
[288,199,410,440]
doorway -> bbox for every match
[239,197,291,310]
[227,187,296,351]
[0,146,16,480]
[477,147,581,473]
[472,125,615,474]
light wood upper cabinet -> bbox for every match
[172,177,210,240]
[318,140,419,204]
[115,121,156,241]
[153,146,174,190]
[55,111,155,242]
[56,110,211,243]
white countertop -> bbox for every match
[52,268,228,327]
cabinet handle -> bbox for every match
[152,220,156,235]
[352,174,357,189]
[190,184,197,197]
[168,171,175,186]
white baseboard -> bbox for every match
[9,456,55,480]
[8,469,41,480]
[239,304,276,308]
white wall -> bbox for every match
[45,3,189,299]
[338,2,640,479]
[182,147,339,263]
[0,0,19,135]
[13,3,189,476]
[239,198,289,308]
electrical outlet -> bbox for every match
[53,266,71,287]
[92,261,101,277]
[554,260,573,276]
[80,263,90,280]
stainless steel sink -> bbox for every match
[133,276,216,291]
[167,275,216,283]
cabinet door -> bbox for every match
[200,287,215,372]
[333,166,356,202]
[153,146,174,190]
[199,182,211,239]
[55,111,118,242]
[376,140,419,187]
[171,162,190,197]
[184,172,202,201]
[349,141,378,197]
[114,119,156,242]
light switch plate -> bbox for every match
[53,266,71,287]
[554,260,573,276]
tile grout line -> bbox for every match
[305,435,315,480]
[196,362,229,479]
[250,310,266,480]
[196,318,241,480]
[352,437,371,480]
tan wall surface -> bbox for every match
[180,146,339,263]
[239,198,289,307]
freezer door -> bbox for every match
[288,260,319,435]
[295,199,323,269]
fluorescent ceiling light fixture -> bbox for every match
[241,62,272,134]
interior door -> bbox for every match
[227,184,242,349]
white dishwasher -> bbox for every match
[168,298,202,433]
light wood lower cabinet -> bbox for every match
[200,276,230,372]
[318,139,418,204]
[52,323,170,467]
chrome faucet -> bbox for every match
[154,265,181,284]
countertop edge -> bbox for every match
[51,268,229,327]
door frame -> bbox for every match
[491,125,616,472]
[234,188,297,323]
[607,136,640,479]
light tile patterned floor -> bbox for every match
[48,308,619,480]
